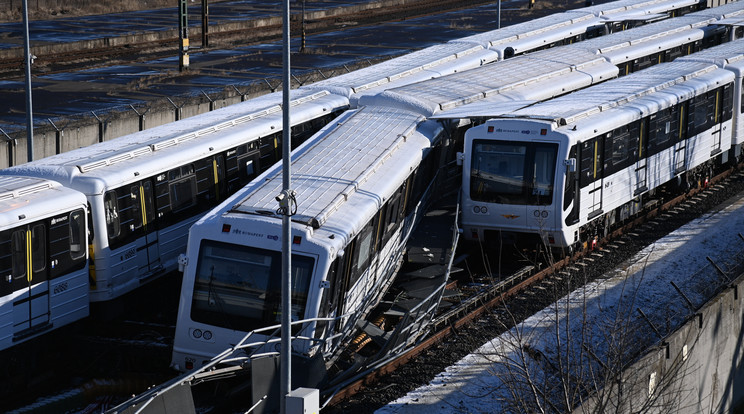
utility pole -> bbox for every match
[22,0,33,162]
[179,0,189,71]
[201,0,209,48]
[280,0,292,412]
[300,0,306,52]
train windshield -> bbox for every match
[470,140,558,205]
[190,239,314,333]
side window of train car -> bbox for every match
[49,209,87,278]
[69,210,86,260]
[350,216,380,286]
[169,165,197,213]
[563,144,577,210]
[107,180,158,249]
[10,230,26,280]
[381,181,408,245]
[721,83,733,123]
[193,155,227,210]
[226,142,260,193]
[104,190,120,239]
[7,224,45,281]
[152,165,196,228]
[259,134,280,172]
[604,122,641,176]
[648,105,681,156]
[30,225,46,276]
[688,88,719,137]
[579,138,602,188]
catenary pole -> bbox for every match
[280,0,292,411]
[22,0,33,162]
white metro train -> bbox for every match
[0,0,734,352]
[168,1,744,377]
[460,40,744,252]
[0,177,88,350]
[170,106,454,373]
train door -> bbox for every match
[130,179,160,275]
[580,138,603,220]
[9,223,50,336]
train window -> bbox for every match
[190,240,314,332]
[721,83,733,123]
[227,143,260,193]
[563,145,577,211]
[531,145,556,205]
[665,46,683,62]
[471,141,527,200]
[142,181,156,225]
[355,223,375,271]
[104,190,120,238]
[11,230,26,279]
[259,134,281,172]
[580,138,602,188]
[382,182,407,245]
[169,165,197,213]
[31,224,45,274]
[648,107,678,156]
[130,184,143,231]
[350,216,379,286]
[688,90,716,137]
[69,210,85,260]
[471,140,557,205]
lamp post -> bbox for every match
[280,0,293,412]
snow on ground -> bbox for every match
[378,191,744,413]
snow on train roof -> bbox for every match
[505,60,719,125]
[0,176,85,228]
[578,0,700,16]
[675,38,744,65]
[230,106,425,230]
[303,42,492,98]
[599,0,702,22]
[1,89,345,178]
[458,11,597,49]
[577,13,714,54]
[360,48,616,117]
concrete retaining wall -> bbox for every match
[574,272,744,413]
[0,57,380,168]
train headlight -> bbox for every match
[193,329,203,339]
[473,206,480,213]
[203,330,213,340]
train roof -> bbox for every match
[302,42,497,100]
[426,7,735,120]
[0,176,86,229]
[580,0,702,16]
[504,60,723,126]
[599,0,703,22]
[228,106,431,233]
[675,39,744,66]
[577,13,716,54]
[458,11,597,50]
[360,47,617,117]
[0,90,347,188]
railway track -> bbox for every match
[324,165,744,413]
[5,166,743,413]
[0,0,510,79]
